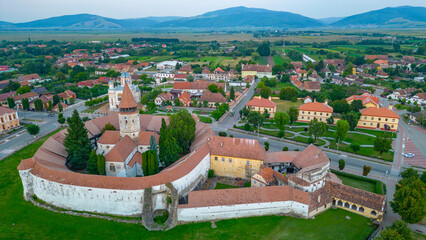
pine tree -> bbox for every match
[97,154,106,175]
[230,86,235,100]
[87,150,98,174]
[63,110,92,170]
[142,151,149,176]
[159,118,181,167]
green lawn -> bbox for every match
[272,99,303,112]
[294,136,326,146]
[215,183,239,189]
[273,55,285,65]
[0,128,375,239]
[257,56,269,65]
[332,171,384,195]
[199,116,213,124]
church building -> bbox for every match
[108,72,141,111]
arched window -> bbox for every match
[351,205,357,210]
[344,202,350,208]
[359,207,365,213]
[371,210,377,216]
[110,164,115,172]
[337,200,343,206]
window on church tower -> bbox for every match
[110,164,116,172]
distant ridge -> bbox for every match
[1,6,425,30]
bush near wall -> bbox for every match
[85,96,109,107]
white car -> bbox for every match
[404,153,415,158]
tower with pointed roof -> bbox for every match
[118,82,140,141]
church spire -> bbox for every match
[119,82,137,112]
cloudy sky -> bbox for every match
[0,0,425,23]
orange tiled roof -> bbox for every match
[105,135,136,162]
[98,130,120,145]
[119,82,137,109]
[360,107,399,119]
[0,106,17,115]
[137,131,159,146]
[299,102,333,113]
[208,136,266,161]
[198,90,227,103]
[246,97,276,108]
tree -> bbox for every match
[168,109,196,153]
[376,228,404,240]
[342,111,360,131]
[174,97,181,107]
[264,141,270,151]
[48,100,53,111]
[251,52,260,61]
[7,97,15,109]
[53,94,60,106]
[22,98,29,110]
[149,134,160,166]
[362,165,371,176]
[69,97,75,105]
[142,150,158,176]
[55,71,66,80]
[207,84,219,93]
[339,159,345,170]
[333,99,350,114]
[391,179,425,224]
[248,111,264,130]
[308,118,327,143]
[58,102,63,112]
[256,41,271,56]
[186,75,194,82]
[244,123,251,131]
[97,154,106,175]
[101,122,116,134]
[374,133,392,156]
[335,120,350,143]
[16,86,31,95]
[287,107,299,125]
[87,150,98,174]
[159,118,182,166]
[350,100,364,112]
[281,74,290,83]
[230,86,235,100]
[63,110,92,170]
[34,99,43,111]
[260,87,272,99]
[58,113,65,124]
[279,87,297,100]
[400,168,419,180]
[26,124,40,137]
[326,116,334,125]
[350,143,361,154]
[382,221,412,240]
[274,112,290,131]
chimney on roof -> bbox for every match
[324,99,328,105]
[220,142,223,148]
[268,96,272,101]
[389,104,393,110]
[314,98,316,102]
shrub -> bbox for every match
[307,137,314,144]
[363,165,371,176]
[208,169,214,178]
[229,135,234,138]
[278,130,285,138]
[218,131,227,137]
[294,149,299,151]
[282,146,289,151]
[244,123,251,131]
[264,141,270,151]
[339,159,345,171]
[291,96,298,102]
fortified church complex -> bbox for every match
[18,83,386,230]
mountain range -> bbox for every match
[0,6,425,30]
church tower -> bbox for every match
[118,82,140,141]
[120,72,132,86]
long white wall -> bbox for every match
[171,152,210,194]
[177,201,308,222]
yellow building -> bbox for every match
[208,136,266,179]
[346,93,379,108]
[241,64,273,78]
[357,106,399,131]
[298,101,333,123]
[0,106,19,133]
[245,96,277,118]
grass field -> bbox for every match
[0,128,375,239]
[272,99,303,112]
[199,116,213,124]
[273,55,285,65]
[257,56,269,65]
[215,183,238,189]
[337,174,376,193]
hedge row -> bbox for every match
[85,96,109,107]
[331,169,384,195]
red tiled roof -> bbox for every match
[198,90,227,103]
[360,107,399,119]
[208,136,266,161]
[98,131,120,145]
[18,74,40,82]
[137,131,159,146]
[246,97,276,108]
[293,144,329,169]
[304,81,321,91]
[128,152,142,167]
[119,82,138,109]
[105,136,136,162]
[299,102,333,113]
[242,64,272,73]
[179,185,309,208]
[264,151,299,164]
[13,92,38,101]
[0,106,17,115]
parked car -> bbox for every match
[404,153,415,158]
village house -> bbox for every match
[198,90,227,108]
[365,55,388,61]
[388,88,417,100]
[209,67,228,81]
[291,62,303,69]
[78,80,99,88]
[57,90,76,102]
[178,91,192,107]
[173,80,226,97]
[241,64,273,79]
[298,101,333,123]
[0,91,16,107]
[346,93,379,108]
[155,92,174,106]
[251,166,287,187]
[177,65,193,74]
[374,60,389,69]
[357,105,399,131]
[245,96,277,118]
[0,106,19,133]
[18,74,41,83]
[13,92,39,109]
[324,59,345,67]
[156,60,181,70]
[409,92,426,105]
[303,81,321,92]
[303,96,313,104]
